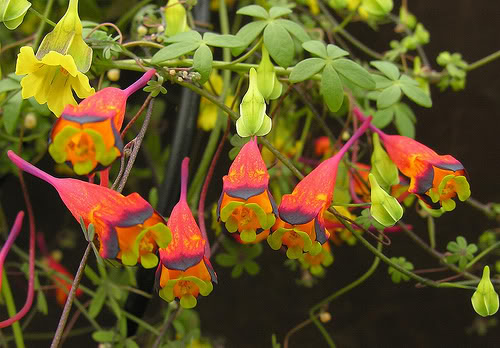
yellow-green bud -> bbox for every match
[0,0,31,30]
[137,25,148,36]
[369,173,403,227]
[370,133,399,191]
[257,46,282,101]
[319,312,332,323]
[236,68,272,138]
[165,0,190,37]
[471,266,499,317]
[23,112,37,129]
[106,68,120,82]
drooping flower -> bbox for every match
[48,69,156,175]
[268,117,372,259]
[217,137,278,243]
[7,151,171,268]
[157,158,217,309]
[165,0,190,37]
[15,0,94,116]
[257,46,282,102]
[0,0,31,29]
[353,108,471,211]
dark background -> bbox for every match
[1,1,499,347]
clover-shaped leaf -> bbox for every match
[388,256,414,283]
[446,236,478,269]
[215,238,262,278]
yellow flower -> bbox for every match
[15,0,94,116]
[198,71,234,131]
[16,46,94,116]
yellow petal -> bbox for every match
[47,72,78,116]
[15,46,41,75]
[72,72,94,98]
[20,65,57,104]
[40,51,79,76]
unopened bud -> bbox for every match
[137,25,148,36]
[106,68,120,82]
[165,0,190,37]
[24,113,37,129]
[319,311,331,323]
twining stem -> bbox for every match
[117,99,155,193]
[309,242,383,348]
[466,49,500,71]
[427,216,436,249]
[1,271,25,348]
[50,243,92,348]
[218,38,263,68]
[151,306,182,348]
[465,241,500,271]
[28,6,56,27]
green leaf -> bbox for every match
[373,107,394,128]
[0,77,20,94]
[377,84,401,109]
[88,286,107,318]
[370,60,400,80]
[326,44,349,60]
[269,6,292,18]
[193,44,213,84]
[151,41,200,63]
[321,63,344,112]
[237,5,269,19]
[164,30,202,43]
[264,22,294,68]
[244,260,260,275]
[332,59,375,89]
[400,75,432,107]
[232,20,267,56]
[231,264,244,278]
[289,58,326,83]
[92,330,117,343]
[394,104,415,138]
[125,339,140,348]
[36,290,48,315]
[215,253,237,267]
[372,74,394,89]
[3,90,23,135]
[203,33,244,48]
[302,40,328,58]
[275,19,310,43]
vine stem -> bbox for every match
[28,6,56,27]
[50,243,92,348]
[32,0,55,49]
[1,272,25,348]
[151,306,182,348]
[308,242,383,348]
[466,49,500,71]
[465,241,500,270]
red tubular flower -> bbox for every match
[157,158,217,309]
[48,69,156,175]
[44,255,84,306]
[7,150,170,268]
[268,117,372,259]
[217,137,277,243]
[353,108,471,211]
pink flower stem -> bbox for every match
[0,168,36,328]
[352,107,387,139]
[349,175,365,204]
[124,69,156,97]
[0,211,25,293]
[334,115,373,160]
[197,117,231,258]
[180,157,189,201]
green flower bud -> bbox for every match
[106,68,120,82]
[23,112,37,129]
[370,133,399,191]
[165,0,190,37]
[0,0,31,30]
[361,0,393,18]
[257,46,282,101]
[471,266,499,317]
[236,68,272,138]
[369,173,403,227]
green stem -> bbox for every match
[427,216,436,249]
[28,7,56,27]
[1,270,25,348]
[32,0,55,49]
[122,41,164,49]
[330,202,371,207]
[293,112,312,161]
[259,137,304,180]
[115,0,153,29]
[332,8,356,34]
[465,241,500,271]
[122,311,159,336]
[218,38,263,67]
[309,242,383,348]
[465,197,496,219]
[466,50,500,71]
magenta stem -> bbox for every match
[334,115,372,161]
[352,107,387,139]
[7,151,57,186]
[124,69,156,97]
[180,157,189,201]
[0,211,24,292]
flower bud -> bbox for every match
[23,112,37,129]
[106,68,120,82]
[471,266,499,317]
[257,46,282,102]
[319,311,332,323]
[137,25,148,36]
[369,173,403,227]
[1,0,31,30]
[236,68,272,138]
[165,0,190,37]
[371,133,399,191]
